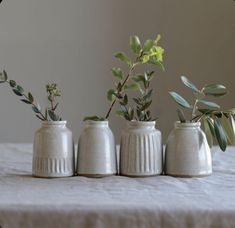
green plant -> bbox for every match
[0,70,62,121]
[169,76,235,151]
[84,34,164,121]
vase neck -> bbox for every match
[85,120,109,128]
[127,121,156,129]
[174,121,201,129]
[42,121,67,128]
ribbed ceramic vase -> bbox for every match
[33,121,75,178]
[120,121,162,177]
[165,121,212,177]
[77,120,117,177]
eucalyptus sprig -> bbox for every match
[0,70,62,121]
[84,34,164,121]
[169,76,235,151]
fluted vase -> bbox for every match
[120,121,162,177]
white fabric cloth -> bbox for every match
[0,144,235,228]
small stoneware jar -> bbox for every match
[77,120,117,177]
[33,121,75,178]
[120,121,163,177]
[165,121,212,177]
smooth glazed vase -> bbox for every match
[33,121,75,178]
[77,120,117,177]
[120,121,163,177]
[165,121,212,177]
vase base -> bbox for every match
[77,172,117,178]
[120,173,162,177]
[165,172,212,178]
[32,173,74,178]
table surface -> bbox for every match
[0,144,235,228]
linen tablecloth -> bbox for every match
[0,144,235,228]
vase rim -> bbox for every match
[42,120,67,126]
[127,120,156,127]
[174,121,201,128]
[85,120,109,125]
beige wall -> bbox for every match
[0,0,234,143]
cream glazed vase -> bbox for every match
[165,121,212,177]
[33,121,75,178]
[77,120,117,177]
[120,121,163,177]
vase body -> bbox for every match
[77,121,117,177]
[165,121,212,177]
[33,121,75,178]
[120,121,162,177]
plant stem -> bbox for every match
[6,81,47,121]
[191,99,198,121]
[105,62,138,119]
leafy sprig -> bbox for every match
[0,71,62,121]
[84,35,164,121]
[117,71,157,121]
[169,76,235,151]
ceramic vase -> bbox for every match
[120,121,162,177]
[33,121,75,178]
[77,120,117,177]
[165,121,212,177]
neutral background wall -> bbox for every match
[0,0,234,143]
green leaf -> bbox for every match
[198,109,214,115]
[133,98,142,105]
[221,114,235,145]
[28,92,34,103]
[12,89,23,96]
[181,76,200,93]
[204,83,226,90]
[107,89,116,102]
[132,75,145,83]
[111,67,123,80]
[177,108,186,123]
[48,110,59,121]
[130,35,142,54]
[155,34,161,43]
[214,118,227,151]
[114,52,131,65]
[3,70,8,81]
[204,91,227,97]
[16,85,24,94]
[124,83,140,90]
[169,91,192,109]
[203,118,213,148]
[207,117,215,137]
[142,55,150,63]
[9,80,16,87]
[198,100,220,108]
[128,108,134,120]
[123,94,128,105]
[143,89,153,100]
[140,101,152,111]
[143,39,155,52]
[83,116,105,121]
[32,106,40,113]
[20,99,32,104]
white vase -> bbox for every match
[165,121,212,177]
[77,120,117,177]
[33,121,75,178]
[120,121,162,177]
